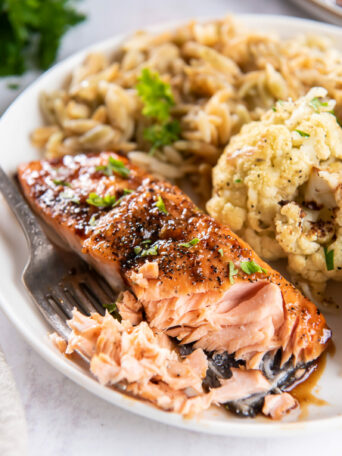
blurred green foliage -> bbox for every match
[0,0,86,76]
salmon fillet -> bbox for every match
[18,151,331,418]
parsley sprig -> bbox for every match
[136,68,181,153]
[137,68,175,122]
[0,0,86,76]
[179,238,200,248]
[96,156,130,178]
[143,121,181,154]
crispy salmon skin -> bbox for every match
[18,151,331,418]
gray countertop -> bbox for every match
[0,1,341,455]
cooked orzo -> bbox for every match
[32,15,342,203]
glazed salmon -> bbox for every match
[18,151,331,418]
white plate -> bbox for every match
[1,15,342,438]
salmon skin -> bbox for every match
[18,152,331,418]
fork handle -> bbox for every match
[0,166,49,249]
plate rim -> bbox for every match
[1,13,342,437]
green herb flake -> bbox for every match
[309,97,329,112]
[123,188,134,195]
[60,189,79,204]
[240,260,267,275]
[103,302,122,321]
[295,129,310,138]
[229,261,238,284]
[234,178,242,183]
[179,238,200,248]
[53,179,70,187]
[324,247,334,271]
[86,193,116,208]
[218,248,224,257]
[136,68,175,123]
[96,156,130,178]
[136,68,181,152]
[155,195,168,214]
[272,106,277,112]
[89,215,97,227]
[134,240,158,257]
[143,120,181,154]
[141,243,159,257]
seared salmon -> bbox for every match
[18,152,331,418]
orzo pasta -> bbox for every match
[32,15,342,201]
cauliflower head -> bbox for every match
[207,87,342,296]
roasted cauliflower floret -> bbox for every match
[207,87,342,295]
[275,202,335,255]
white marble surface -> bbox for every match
[1,1,342,455]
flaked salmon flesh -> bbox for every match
[19,152,331,419]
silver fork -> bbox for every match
[0,166,118,339]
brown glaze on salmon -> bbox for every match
[18,151,331,418]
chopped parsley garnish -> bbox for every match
[53,179,70,187]
[141,243,159,257]
[240,260,267,275]
[89,215,97,227]
[295,129,310,137]
[309,97,329,112]
[137,68,175,123]
[123,188,133,195]
[134,240,159,257]
[136,68,181,153]
[103,302,121,321]
[86,193,116,208]
[134,246,142,255]
[229,261,238,284]
[143,120,181,155]
[0,0,86,76]
[272,106,277,112]
[218,248,224,257]
[234,178,242,183]
[179,238,200,248]
[324,247,334,271]
[96,156,130,178]
[60,189,79,204]
[155,195,168,214]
